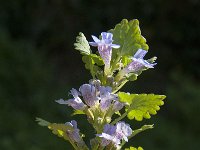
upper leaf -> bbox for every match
[109,19,149,57]
[118,92,166,121]
[74,32,91,55]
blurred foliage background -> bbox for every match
[0,0,200,150]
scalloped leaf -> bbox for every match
[48,123,74,140]
[109,19,149,58]
[74,32,91,55]
[36,117,50,126]
[82,54,103,78]
[125,146,144,150]
[36,118,73,141]
[118,92,166,121]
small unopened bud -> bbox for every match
[105,117,111,123]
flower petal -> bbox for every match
[111,44,120,49]
[79,84,99,107]
[91,35,100,43]
[101,32,113,40]
[55,99,68,104]
[134,49,148,59]
[89,42,98,47]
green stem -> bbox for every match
[66,137,79,150]
[111,55,121,74]
[120,125,154,148]
[111,111,128,125]
[112,79,128,94]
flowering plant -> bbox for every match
[36,19,166,150]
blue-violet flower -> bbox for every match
[123,49,156,74]
[65,120,82,143]
[55,88,86,110]
[89,32,120,71]
[97,122,132,147]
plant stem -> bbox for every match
[120,125,154,148]
[112,79,128,94]
[111,55,121,74]
[66,137,79,150]
[111,111,128,125]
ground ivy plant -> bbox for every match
[36,19,166,150]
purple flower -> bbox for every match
[112,101,124,112]
[79,84,99,107]
[65,120,82,143]
[99,86,118,111]
[123,49,157,74]
[89,32,120,69]
[97,122,132,147]
[115,122,132,142]
[55,88,86,110]
[57,80,122,112]
[97,124,118,146]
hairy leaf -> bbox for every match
[118,92,166,121]
[126,73,138,81]
[48,123,73,140]
[125,146,143,150]
[74,32,91,55]
[82,54,103,78]
[36,118,73,141]
[121,55,132,67]
[109,19,149,58]
[36,117,50,126]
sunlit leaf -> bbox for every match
[74,32,91,55]
[71,110,85,116]
[125,146,144,150]
[118,92,166,121]
[82,54,103,78]
[36,117,50,126]
[109,19,149,58]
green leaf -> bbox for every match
[71,110,85,116]
[36,117,50,126]
[125,146,144,150]
[109,19,149,58]
[126,73,138,81]
[36,118,73,141]
[90,54,104,66]
[122,125,152,148]
[82,54,103,78]
[121,55,132,67]
[74,32,91,55]
[131,125,154,137]
[48,123,74,140]
[118,92,166,121]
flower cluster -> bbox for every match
[37,20,165,150]
[97,122,132,148]
[54,33,156,149]
[56,80,123,112]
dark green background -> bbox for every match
[0,0,199,149]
